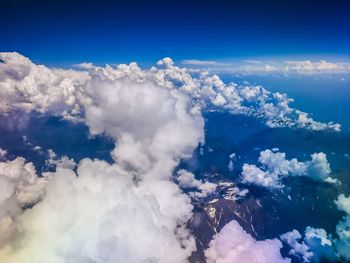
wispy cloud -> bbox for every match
[73,62,95,69]
[180,58,350,75]
[181,59,226,66]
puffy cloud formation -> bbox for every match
[304,227,337,262]
[241,149,336,189]
[0,157,49,246]
[0,52,345,262]
[280,194,350,262]
[205,220,290,263]
[280,228,336,263]
[176,169,217,198]
[0,52,90,120]
[46,155,77,170]
[0,52,341,131]
[153,58,340,131]
[45,149,77,170]
[335,194,350,214]
[84,74,204,174]
[0,60,204,262]
[334,194,350,260]
[280,230,313,262]
[0,160,196,263]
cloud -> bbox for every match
[0,52,341,131]
[181,59,225,66]
[334,194,350,260]
[0,52,90,120]
[0,159,198,263]
[284,60,348,75]
[176,169,217,198]
[84,74,204,173]
[241,149,337,189]
[0,52,345,262]
[0,64,204,262]
[280,228,336,263]
[191,59,350,75]
[0,148,7,159]
[46,150,77,170]
[73,62,96,69]
[334,194,350,214]
[205,220,290,263]
[280,229,313,262]
[0,156,49,246]
[280,194,350,262]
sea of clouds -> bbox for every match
[0,52,348,262]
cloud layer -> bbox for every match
[181,59,350,75]
[0,52,341,131]
[0,52,345,262]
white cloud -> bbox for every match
[334,194,350,261]
[281,194,350,262]
[46,155,77,170]
[284,60,348,75]
[334,194,350,214]
[280,229,313,262]
[0,156,49,246]
[0,52,90,120]
[84,75,205,173]
[176,169,217,198]
[0,52,345,262]
[280,227,336,263]
[241,149,337,189]
[0,65,204,262]
[304,227,337,262]
[0,52,341,131]
[0,159,197,263]
[205,220,290,263]
[0,148,7,159]
[189,59,350,75]
[73,62,95,69]
[181,59,225,66]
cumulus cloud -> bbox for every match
[0,159,197,263]
[0,52,340,131]
[0,64,204,262]
[46,151,77,170]
[0,156,49,246]
[280,230,313,262]
[84,74,204,174]
[205,220,290,263]
[334,194,350,260]
[280,228,336,263]
[176,169,217,198]
[241,149,337,189]
[0,52,345,262]
[280,194,350,262]
[0,52,90,120]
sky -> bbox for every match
[1,0,350,66]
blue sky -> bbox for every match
[1,0,350,66]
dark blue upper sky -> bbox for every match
[1,0,350,66]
